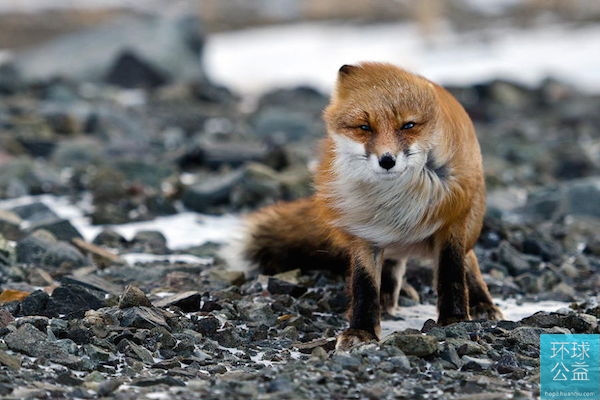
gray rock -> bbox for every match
[15,231,56,264]
[267,277,307,298]
[0,210,23,241]
[15,14,205,84]
[117,339,155,364]
[440,343,463,369]
[507,326,570,355]
[0,234,16,266]
[92,229,128,249]
[495,352,522,374]
[382,333,439,357]
[0,158,63,196]
[27,218,83,242]
[105,50,168,89]
[130,230,169,254]
[497,241,536,276]
[181,169,244,212]
[41,241,87,270]
[120,306,170,331]
[520,311,598,333]
[4,323,89,369]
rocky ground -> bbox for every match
[0,9,600,400]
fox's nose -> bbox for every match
[378,153,396,170]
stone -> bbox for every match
[20,289,54,317]
[267,277,307,298]
[62,274,123,296]
[15,231,56,264]
[71,238,125,268]
[181,169,243,212]
[495,353,521,374]
[0,349,22,371]
[0,234,16,266]
[117,338,155,364]
[0,210,23,240]
[130,230,169,254]
[47,284,107,319]
[153,291,202,312]
[105,50,168,89]
[119,285,153,309]
[92,229,128,249]
[382,333,439,357]
[120,306,170,330]
[439,343,463,369]
[497,241,534,276]
[293,337,337,354]
[4,323,83,367]
[0,309,15,328]
[26,217,83,242]
[41,241,87,271]
[210,269,246,286]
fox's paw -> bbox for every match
[335,329,378,351]
[383,305,404,320]
[470,303,504,321]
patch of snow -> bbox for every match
[381,298,572,337]
[121,253,212,265]
[0,194,242,250]
[205,21,600,96]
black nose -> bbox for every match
[378,153,396,170]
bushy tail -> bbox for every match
[237,196,349,275]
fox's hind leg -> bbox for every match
[465,250,503,320]
[380,258,407,317]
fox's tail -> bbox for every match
[228,196,349,275]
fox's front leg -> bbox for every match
[336,241,383,351]
[436,236,471,325]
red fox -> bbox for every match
[240,62,503,350]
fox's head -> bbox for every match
[323,62,448,182]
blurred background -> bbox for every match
[1,0,600,224]
[2,0,600,94]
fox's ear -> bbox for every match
[338,64,357,76]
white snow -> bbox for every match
[381,298,573,336]
[204,21,600,96]
[0,194,242,250]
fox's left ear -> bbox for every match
[338,64,357,76]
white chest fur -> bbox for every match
[322,134,448,248]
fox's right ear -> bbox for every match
[339,64,357,76]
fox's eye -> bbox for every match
[358,124,372,132]
[401,121,416,130]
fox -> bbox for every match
[239,62,503,350]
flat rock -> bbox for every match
[119,306,170,331]
[4,323,84,367]
[71,238,125,268]
[153,291,202,312]
[382,333,439,357]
